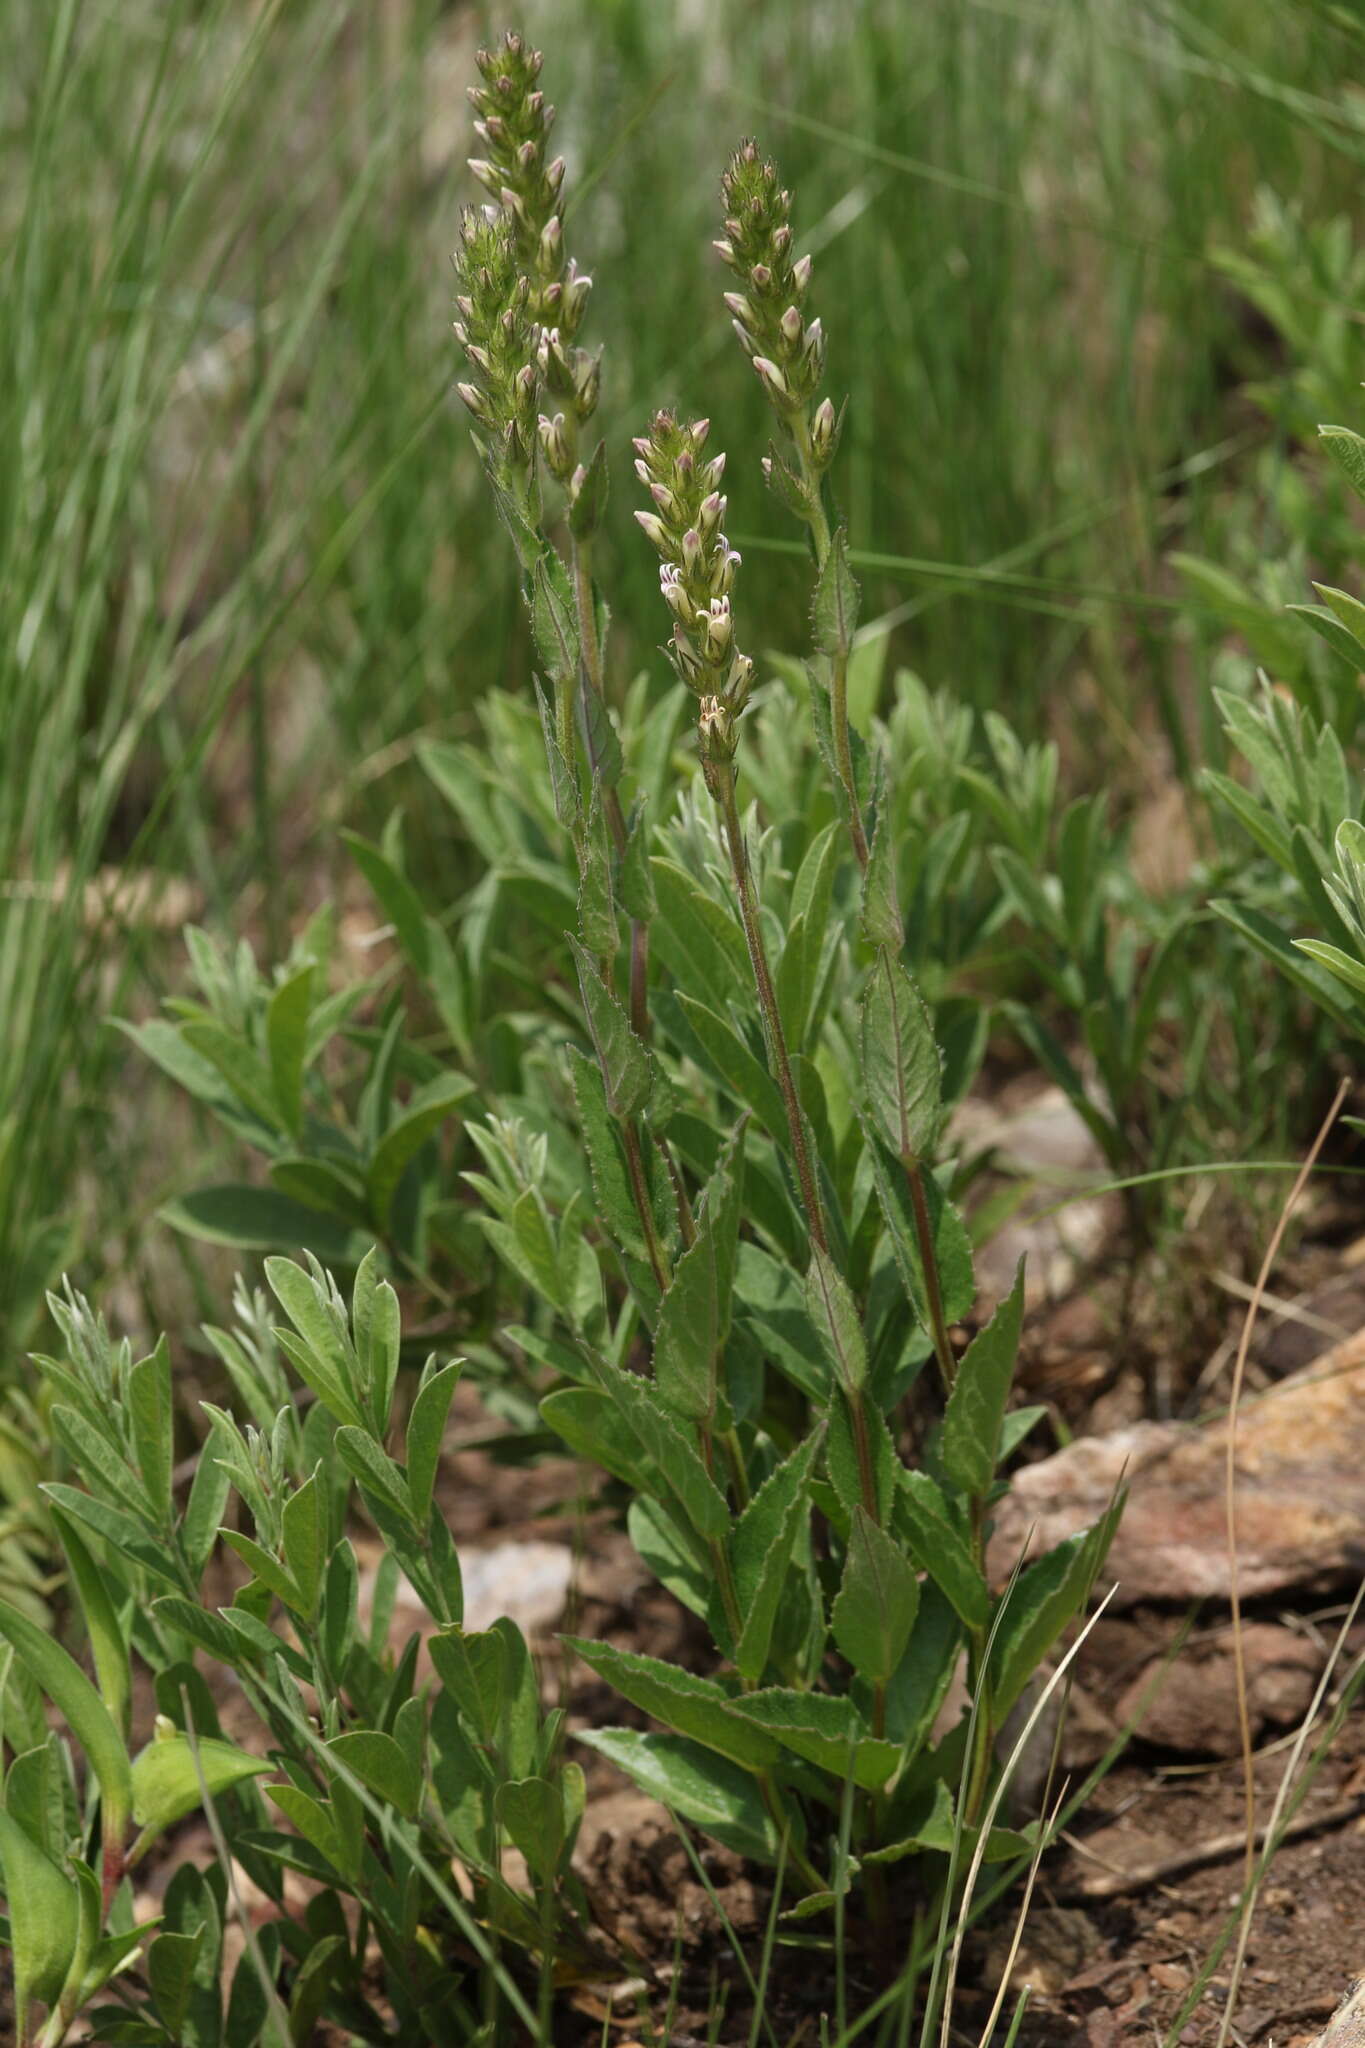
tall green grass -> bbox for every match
[0,0,1355,1361]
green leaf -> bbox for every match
[812,525,860,657]
[1210,899,1357,1034]
[183,1437,233,1587]
[180,1021,282,1133]
[988,1491,1124,1722]
[161,1184,360,1262]
[895,1473,989,1627]
[495,1776,563,1881]
[577,778,617,958]
[326,1729,420,1821]
[268,1785,347,1877]
[569,1046,651,1260]
[1295,937,1365,1001]
[732,1434,819,1682]
[540,1386,652,1492]
[940,1260,1026,1497]
[352,1247,402,1431]
[219,1531,306,1615]
[51,1509,130,1738]
[862,783,903,952]
[832,1506,921,1684]
[653,1127,744,1424]
[266,1256,364,1428]
[430,1627,506,1742]
[334,1428,418,1533]
[130,1735,274,1854]
[406,1360,460,1525]
[860,952,942,1163]
[266,963,315,1138]
[128,1335,173,1524]
[530,551,580,685]
[40,1483,182,1590]
[281,1473,325,1616]
[676,994,788,1143]
[619,798,657,922]
[586,1355,730,1543]
[569,936,651,1118]
[577,1730,780,1863]
[726,1688,900,1789]
[565,1638,777,1771]
[0,1598,131,1839]
[865,1134,975,1337]
[649,858,749,1012]
[0,1809,80,2030]
[1320,422,1365,503]
[366,1076,471,1230]
[343,831,431,974]
[804,1245,866,1394]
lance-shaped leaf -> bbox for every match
[568,936,651,1119]
[831,1506,920,1685]
[128,1335,173,1524]
[812,524,860,658]
[366,1075,472,1231]
[725,1688,900,1789]
[653,1125,745,1422]
[266,961,315,1137]
[895,1472,989,1628]
[566,1638,777,1771]
[859,951,942,1163]
[0,1599,131,1842]
[804,1245,866,1395]
[0,1808,81,2036]
[50,1508,130,1738]
[577,777,617,959]
[129,1734,275,1858]
[988,1489,1125,1722]
[940,1259,1027,1497]
[406,1358,461,1525]
[587,1354,730,1543]
[577,1730,780,1864]
[731,1432,820,1681]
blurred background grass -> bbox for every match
[0,0,1360,1359]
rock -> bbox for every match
[1309,1981,1365,2047]
[989,1326,1365,1605]
[953,1085,1121,1309]
[1112,1623,1319,1756]
[357,1536,574,1656]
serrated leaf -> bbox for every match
[565,1638,776,1770]
[577,777,617,958]
[804,1245,866,1394]
[732,1433,819,1681]
[576,1730,780,1863]
[569,1045,650,1259]
[619,799,657,921]
[653,1126,744,1423]
[860,952,942,1163]
[940,1260,1026,1496]
[530,553,580,685]
[587,1354,730,1542]
[726,1687,899,1789]
[895,1472,989,1627]
[676,993,788,1143]
[569,936,651,1118]
[812,525,860,657]
[865,1132,975,1338]
[832,1506,920,1684]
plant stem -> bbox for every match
[622,1119,669,1294]
[790,412,868,871]
[903,1153,958,1397]
[714,764,828,1255]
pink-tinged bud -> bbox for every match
[698,491,725,539]
[714,238,738,269]
[650,480,674,513]
[547,156,566,192]
[634,510,669,551]
[712,547,741,596]
[660,571,693,624]
[681,527,703,577]
[539,216,562,261]
[750,263,771,291]
[802,316,824,359]
[690,419,711,448]
[702,597,733,657]
[633,457,652,486]
[452,319,469,347]
[468,159,500,195]
[632,437,653,460]
[516,140,538,174]
[792,253,813,292]
[811,396,837,460]
[455,294,473,321]
[465,343,493,376]
[752,355,789,404]
[723,292,752,324]
[773,223,791,254]
[515,364,538,402]
[676,448,694,480]
[703,452,727,487]
[731,320,758,359]
[456,382,490,422]
[779,304,803,347]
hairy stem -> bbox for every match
[622,1120,669,1294]
[714,765,827,1255]
[904,1154,957,1397]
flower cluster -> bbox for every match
[453,205,538,480]
[634,411,754,781]
[716,141,838,483]
[466,30,599,491]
